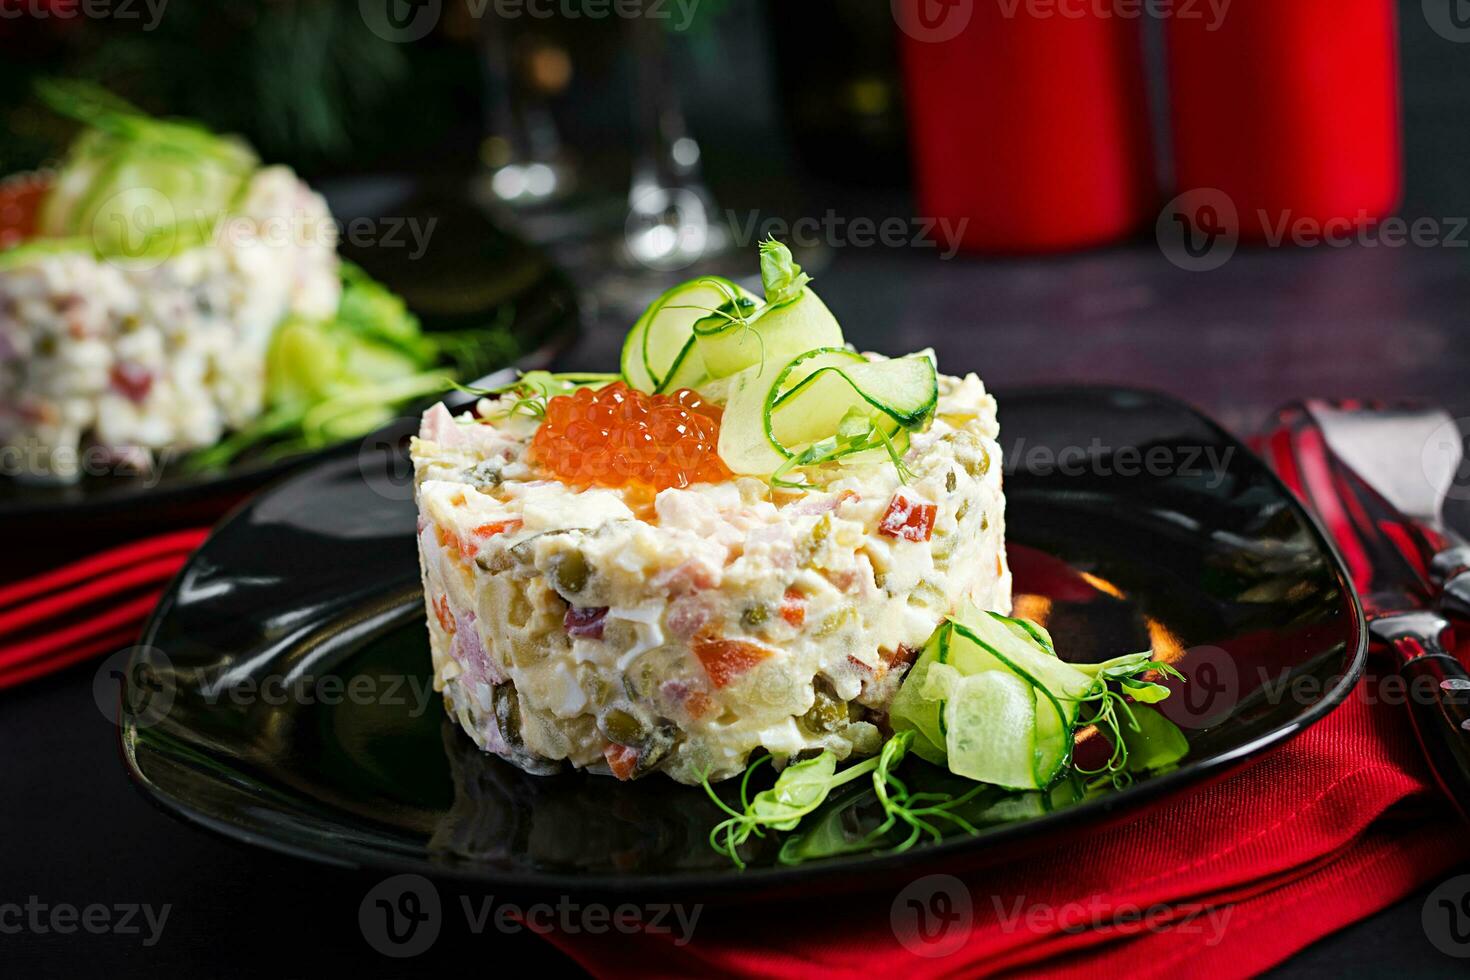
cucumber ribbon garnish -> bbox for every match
[617,237,938,486]
[704,606,1187,867]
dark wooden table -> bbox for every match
[7,239,1470,977]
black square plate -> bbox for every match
[120,386,1365,900]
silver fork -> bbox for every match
[1269,399,1470,819]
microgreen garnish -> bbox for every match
[704,611,1188,869]
[758,236,811,307]
[703,731,995,868]
[769,408,916,489]
[455,371,619,422]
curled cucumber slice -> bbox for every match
[891,608,1098,791]
[717,347,938,478]
[619,276,755,393]
[694,288,843,380]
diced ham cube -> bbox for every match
[565,605,609,639]
[109,363,154,403]
[779,587,806,627]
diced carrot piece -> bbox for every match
[779,588,806,627]
[604,743,639,780]
[432,594,455,635]
[473,520,522,538]
[684,691,713,720]
[691,632,772,688]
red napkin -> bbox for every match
[540,655,1469,977]
[0,527,210,687]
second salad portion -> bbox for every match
[412,239,1184,802]
[0,83,488,482]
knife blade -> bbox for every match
[1308,401,1470,622]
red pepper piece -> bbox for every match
[878,491,937,542]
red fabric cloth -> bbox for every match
[0,527,209,687]
[541,660,1469,978]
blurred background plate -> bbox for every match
[121,386,1365,899]
[0,178,579,534]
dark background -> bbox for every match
[6,0,1470,976]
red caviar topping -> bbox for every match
[530,381,732,491]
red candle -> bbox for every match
[898,1,1156,253]
[1166,0,1401,242]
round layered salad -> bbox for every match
[412,240,1012,783]
[1,82,456,482]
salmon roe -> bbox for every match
[529,381,732,491]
